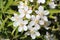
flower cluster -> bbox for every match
[10,0,50,39]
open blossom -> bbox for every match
[37,0,45,4]
[25,25,40,39]
[35,6,49,17]
[35,6,49,25]
[10,13,22,27]
[10,13,28,32]
[49,2,57,9]
[18,1,32,19]
[18,20,28,32]
[29,15,40,26]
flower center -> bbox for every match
[34,19,39,24]
[15,17,19,21]
[19,23,24,27]
[30,29,35,34]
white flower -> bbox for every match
[29,15,41,26]
[10,13,21,22]
[10,13,22,27]
[37,0,45,4]
[19,8,32,19]
[35,6,49,17]
[35,6,49,25]
[18,20,28,32]
[49,2,57,9]
[18,2,32,19]
[25,26,40,39]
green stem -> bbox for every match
[11,27,17,35]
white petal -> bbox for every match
[28,25,32,30]
[44,27,49,30]
[36,15,40,20]
[37,0,45,4]
[13,22,19,27]
[24,6,28,11]
[19,1,24,6]
[25,32,30,35]
[29,21,35,26]
[23,25,28,31]
[18,5,24,9]
[31,34,36,39]
[27,10,32,14]
[38,6,44,12]
[31,15,35,20]
[34,24,40,30]
[35,10,39,14]
[10,17,15,21]
[43,10,49,15]
[18,9,24,14]
[39,20,44,25]
[23,20,28,24]
[19,13,25,18]
[43,16,48,21]
[29,0,33,2]
[35,32,40,36]
[26,14,31,19]
[14,13,18,16]
[18,1,24,8]
[18,27,23,32]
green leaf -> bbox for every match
[7,22,13,27]
[4,0,13,12]
[0,0,3,11]
[0,12,2,19]
[0,16,10,30]
[11,27,17,35]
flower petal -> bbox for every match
[31,34,36,39]
[23,20,28,24]
[43,16,48,21]
[35,32,40,36]
[10,17,15,21]
[29,21,35,26]
[34,24,40,30]
[37,0,45,4]
[31,15,35,20]
[35,10,39,14]
[24,6,28,11]
[36,15,40,20]
[43,10,49,15]
[13,22,19,27]
[39,20,44,25]
[26,14,31,19]
[18,9,24,14]
[19,13,25,18]
[38,6,44,12]
[18,27,23,32]
[29,0,33,2]
[23,25,28,31]
[27,10,32,14]
[25,32,30,35]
